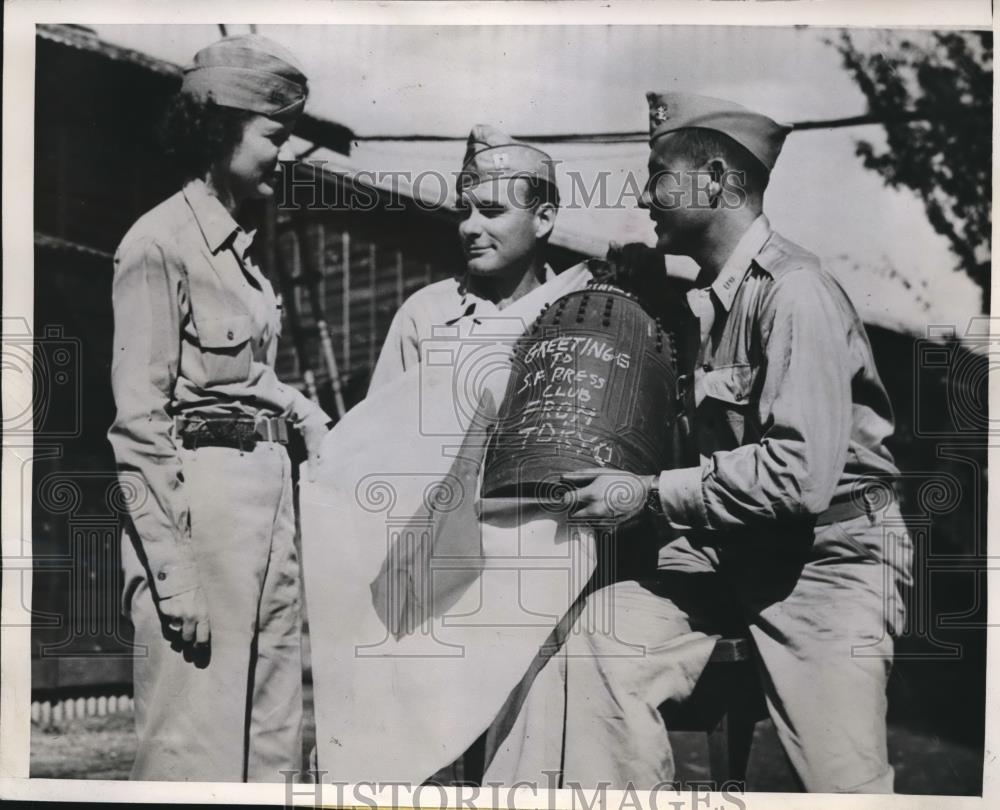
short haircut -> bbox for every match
[159,92,256,180]
[665,127,770,198]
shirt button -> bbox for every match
[227,330,234,340]
[157,572,166,581]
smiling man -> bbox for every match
[368,124,560,389]
[483,93,914,794]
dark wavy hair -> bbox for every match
[158,93,255,180]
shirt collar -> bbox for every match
[708,214,772,312]
[233,228,258,260]
[182,178,248,255]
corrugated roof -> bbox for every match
[35,232,114,262]
[37,24,182,77]
[36,24,355,156]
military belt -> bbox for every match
[174,415,290,451]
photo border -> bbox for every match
[2,0,995,806]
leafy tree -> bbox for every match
[834,31,992,310]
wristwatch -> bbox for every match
[645,474,665,518]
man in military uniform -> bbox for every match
[369,124,560,389]
[483,93,913,793]
[302,125,599,782]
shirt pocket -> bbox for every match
[698,363,756,445]
[197,314,254,385]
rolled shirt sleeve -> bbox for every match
[285,384,329,428]
[659,268,853,531]
[108,237,199,598]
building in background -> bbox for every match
[29,24,987,791]
[29,20,582,680]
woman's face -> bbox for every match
[221,114,296,203]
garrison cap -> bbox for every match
[181,34,308,119]
[646,92,790,172]
[457,124,558,193]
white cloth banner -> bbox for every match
[301,265,597,784]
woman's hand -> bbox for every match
[560,468,656,523]
[300,411,335,482]
[160,586,211,645]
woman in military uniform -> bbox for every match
[108,34,331,782]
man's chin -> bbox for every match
[465,257,499,276]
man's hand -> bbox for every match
[602,242,673,309]
[300,411,334,482]
[560,468,656,523]
[159,586,211,645]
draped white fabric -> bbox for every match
[300,265,597,783]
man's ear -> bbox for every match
[534,202,557,240]
[705,156,728,208]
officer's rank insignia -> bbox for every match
[652,104,669,124]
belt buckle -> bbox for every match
[256,417,273,443]
[255,417,288,444]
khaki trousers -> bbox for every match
[483,508,913,793]
[122,442,303,782]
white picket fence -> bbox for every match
[31,694,133,730]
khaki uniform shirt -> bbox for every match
[656,215,899,531]
[108,179,323,597]
[368,266,557,391]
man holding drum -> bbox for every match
[484,93,912,794]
